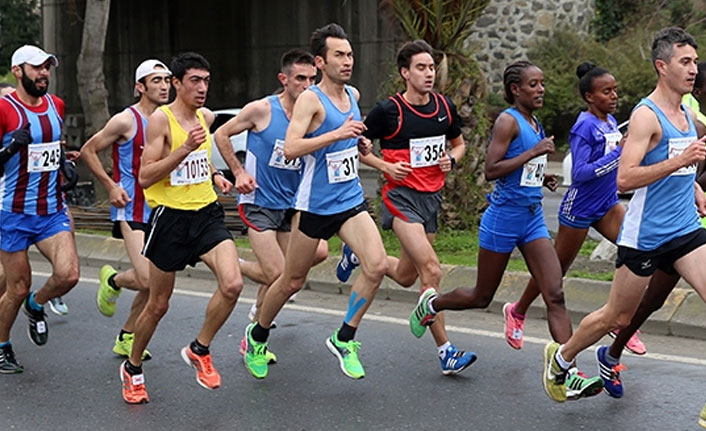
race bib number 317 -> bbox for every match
[27,141,61,173]
[326,147,358,184]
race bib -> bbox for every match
[268,139,301,170]
[603,132,622,155]
[669,137,697,176]
[520,154,547,187]
[409,135,445,168]
[27,141,61,173]
[326,147,358,184]
[170,149,210,186]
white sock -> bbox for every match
[427,297,438,315]
[437,341,451,359]
[249,303,257,316]
[555,345,572,370]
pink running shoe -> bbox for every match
[502,302,525,350]
[609,329,646,355]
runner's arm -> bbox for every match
[80,111,132,195]
[139,110,196,188]
[570,133,622,183]
[212,101,262,178]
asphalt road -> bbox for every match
[2,260,705,431]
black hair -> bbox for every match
[281,48,315,74]
[576,62,611,102]
[696,62,706,91]
[651,27,697,70]
[503,61,535,104]
[396,40,434,76]
[310,23,349,58]
[170,52,210,81]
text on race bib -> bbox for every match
[409,135,445,168]
[268,139,301,170]
[520,154,547,187]
[27,141,61,173]
[603,132,622,156]
[170,149,210,186]
[668,136,698,176]
[325,146,358,184]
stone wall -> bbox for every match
[469,0,596,94]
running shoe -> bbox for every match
[119,361,149,404]
[565,368,604,400]
[288,292,298,303]
[243,323,269,379]
[439,344,477,375]
[699,402,706,429]
[180,345,221,390]
[239,335,277,364]
[609,329,646,355]
[325,329,365,379]
[113,333,152,361]
[502,302,524,350]
[22,296,48,346]
[0,344,23,374]
[596,345,625,398]
[542,342,567,403]
[409,288,437,338]
[48,297,68,316]
[335,244,359,283]
[97,265,120,317]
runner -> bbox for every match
[537,27,706,405]
[81,59,172,361]
[214,49,328,350]
[118,52,242,403]
[336,40,475,375]
[501,62,681,356]
[0,45,80,374]
[242,23,388,380]
[409,60,603,399]
[0,84,12,300]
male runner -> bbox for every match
[213,49,327,357]
[243,23,388,380]
[0,45,80,373]
[119,52,242,403]
[81,59,171,361]
[540,27,706,404]
[336,40,474,374]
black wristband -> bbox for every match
[449,154,457,169]
[212,170,225,181]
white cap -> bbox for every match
[11,45,59,68]
[135,59,171,83]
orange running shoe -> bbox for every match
[119,361,149,404]
[180,345,221,390]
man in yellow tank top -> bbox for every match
[118,52,242,404]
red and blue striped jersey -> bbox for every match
[0,92,65,215]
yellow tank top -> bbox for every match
[144,106,217,210]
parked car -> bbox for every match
[209,108,247,181]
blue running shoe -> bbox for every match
[336,244,359,283]
[440,344,477,375]
[596,345,625,398]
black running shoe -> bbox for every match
[0,344,23,374]
[22,298,48,346]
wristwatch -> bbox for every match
[448,154,457,169]
[212,170,225,181]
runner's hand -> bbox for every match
[336,114,366,140]
[184,125,207,151]
[532,136,555,157]
[544,173,558,192]
[439,153,452,173]
[109,185,131,208]
[680,136,706,167]
[696,188,706,217]
[214,174,233,195]
[384,161,412,181]
[8,124,31,153]
[235,171,257,195]
[357,136,372,156]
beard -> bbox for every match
[21,70,48,98]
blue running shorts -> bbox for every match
[479,203,549,253]
[0,208,72,252]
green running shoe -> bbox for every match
[325,329,365,379]
[409,288,437,338]
[243,323,268,379]
[97,265,120,317]
[113,333,152,361]
[565,368,603,400]
[542,342,567,403]
[699,402,706,429]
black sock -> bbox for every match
[119,329,131,341]
[190,339,209,355]
[124,360,142,375]
[251,323,270,343]
[337,322,356,342]
[108,274,120,291]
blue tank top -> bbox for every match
[239,96,301,209]
[618,98,701,250]
[294,85,365,215]
[488,107,546,206]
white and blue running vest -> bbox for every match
[294,85,365,215]
[618,98,701,250]
[239,96,301,209]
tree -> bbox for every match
[0,0,41,75]
[380,0,491,229]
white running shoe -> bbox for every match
[48,297,68,316]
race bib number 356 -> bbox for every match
[669,137,697,176]
[170,149,209,186]
[326,147,358,184]
[28,141,61,173]
[409,135,445,168]
[520,154,547,187]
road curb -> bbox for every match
[52,233,706,341]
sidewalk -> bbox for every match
[39,233,706,341]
